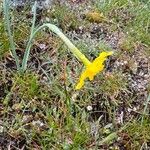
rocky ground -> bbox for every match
[0,0,150,149]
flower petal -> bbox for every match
[75,51,113,90]
[75,70,88,90]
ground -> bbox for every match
[0,0,150,149]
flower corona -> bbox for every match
[76,51,113,89]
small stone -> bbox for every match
[0,126,4,133]
[124,61,128,64]
[33,120,44,126]
[87,105,92,111]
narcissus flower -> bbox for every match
[54,27,113,90]
[3,0,113,90]
[28,23,113,90]
[76,51,113,90]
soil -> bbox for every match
[0,0,150,149]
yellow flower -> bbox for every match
[28,23,113,90]
[76,51,113,90]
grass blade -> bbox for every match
[141,93,150,124]
[21,1,37,72]
[3,0,20,71]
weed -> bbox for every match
[0,18,10,57]
[12,72,39,100]
[121,118,150,149]
[118,36,135,54]
[98,72,128,98]
[46,5,80,30]
[94,0,150,46]
[97,41,114,53]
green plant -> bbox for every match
[13,72,39,100]
[3,0,113,89]
[98,72,128,98]
[3,0,20,70]
[0,18,10,58]
[48,5,79,30]
[122,118,150,149]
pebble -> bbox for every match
[87,105,93,111]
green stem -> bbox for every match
[55,28,91,66]
[21,23,91,72]
[21,1,37,72]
